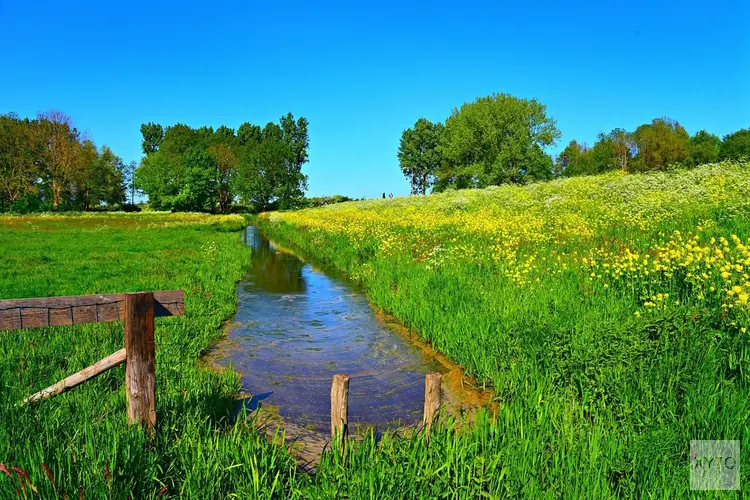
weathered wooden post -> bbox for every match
[124,292,156,431]
[331,373,350,453]
[423,372,442,439]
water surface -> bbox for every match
[212,226,451,433]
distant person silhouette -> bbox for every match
[382,193,386,199]
[389,193,394,198]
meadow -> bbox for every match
[260,161,750,496]
[3,161,750,498]
[0,213,309,498]
[0,213,526,499]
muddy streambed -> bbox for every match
[206,226,492,465]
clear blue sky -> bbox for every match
[1,0,748,198]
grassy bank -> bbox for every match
[0,213,309,498]
[260,162,750,497]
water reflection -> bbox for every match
[213,226,447,432]
[245,228,306,294]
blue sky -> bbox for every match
[1,0,748,198]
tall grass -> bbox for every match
[260,162,750,497]
[0,213,307,498]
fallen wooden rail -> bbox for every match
[0,290,185,430]
[24,349,126,404]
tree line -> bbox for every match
[134,113,309,213]
[398,93,750,194]
[0,111,133,212]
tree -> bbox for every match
[555,140,592,177]
[35,110,80,210]
[135,114,310,213]
[70,139,99,210]
[88,146,126,207]
[173,148,218,212]
[140,123,164,155]
[208,143,238,213]
[586,128,635,174]
[243,122,286,211]
[0,114,39,209]
[238,122,262,146]
[688,130,722,166]
[124,160,138,204]
[631,118,689,171]
[134,152,184,210]
[398,118,443,194]
[279,113,310,208]
[436,93,560,190]
[719,128,750,161]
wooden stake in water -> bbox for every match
[423,372,442,433]
[125,292,156,431]
[330,374,350,452]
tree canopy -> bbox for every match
[0,111,126,212]
[719,129,750,161]
[435,94,560,190]
[135,113,309,212]
[397,118,443,194]
[397,94,561,193]
[554,118,740,178]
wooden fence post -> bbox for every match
[124,292,156,431]
[424,372,442,437]
[331,374,350,453]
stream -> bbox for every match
[207,226,490,462]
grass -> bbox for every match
[0,213,306,498]
[259,161,750,497]
[5,162,750,498]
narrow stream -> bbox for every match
[208,226,489,460]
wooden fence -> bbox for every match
[2,290,443,447]
[0,290,185,430]
[330,371,443,450]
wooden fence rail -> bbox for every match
[0,290,184,430]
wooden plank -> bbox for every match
[0,290,183,331]
[23,349,126,404]
[423,372,442,438]
[330,373,350,453]
[125,292,156,430]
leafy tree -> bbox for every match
[436,93,560,190]
[631,118,689,171]
[398,118,443,194]
[208,143,238,213]
[719,128,750,161]
[243,123,286,211]
[586,128,635,174]
[0,111,128,212]
[134,152,184,210]
[135,114,310,213]
[140,123,164,155]
[174,148,218,212]
[238,122,262,146]
[688,130,722,166]
[124,160,138,204]
[35,110,80,210]
[279,113,310,208]
[69,139,99,210]
[555,140,592,177]
[0,114,39,209]
[89,146,126,207]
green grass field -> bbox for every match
[260,161,750,497]
[0,214,312,498]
